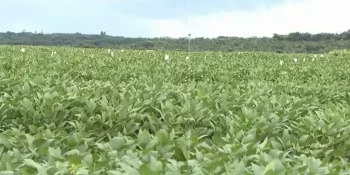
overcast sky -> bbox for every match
[0,0,349,38]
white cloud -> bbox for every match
[149,0,350,38]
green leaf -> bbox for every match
[138,130,151,145]
[251,163,265,175]
[119,105,128,118]
[108,137,126,150]
[259,137,268,150]
[64,149,81,156]
[299,135,309,143]
[86,99,96,113]
[180,100,191,113]
[67,155,82,165]
[0,171,14,175]
[48,147,62,159]
[82,153,93,166]
[33,138,47,148]
[307,158,323,174]
[139,164,153,175]
[101,96,108,110]
[270,141,283,150]
[0,137,12,149]
[174,146,187,161]
[264,169,276,175]
[233,161,246,175]
[242,134,254,143]
[22,98,33,110]
[155,129,168,145]
[106,170,122,175]
[23,82,30,93]
[145,140,158,150]
[76,167,89,175]
[282,129,290,142]
[263,159,284,174]
[24,159,46,173]
[0,147,3,156]
[195,148,203,162]
[169,129,175,141]
[165,101,172,109]
[149,156,162,172]
[235,130,244,140]
[333,146,346,157]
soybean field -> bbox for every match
[0,45,350,174]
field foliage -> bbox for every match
[0,46,350,174]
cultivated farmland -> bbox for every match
[0,45,350,174]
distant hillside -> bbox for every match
[1,30,350,53]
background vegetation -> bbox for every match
[1,29,350,53]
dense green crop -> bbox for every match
[0,45,350,174]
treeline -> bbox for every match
[1,30,350,53]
